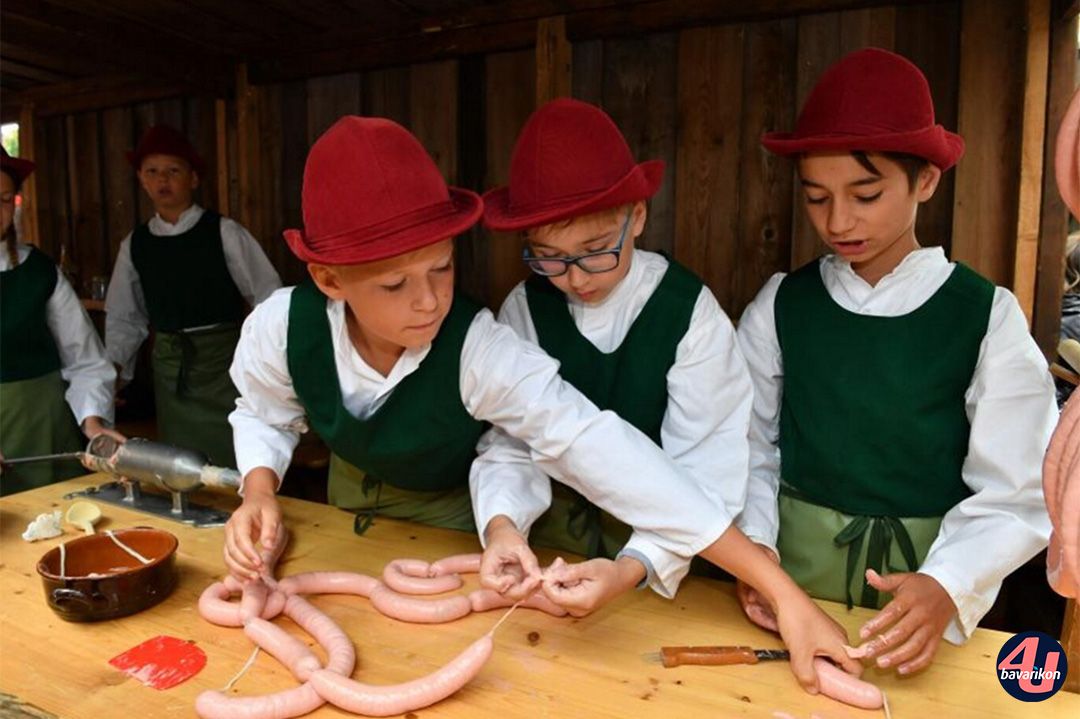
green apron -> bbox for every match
[524,256,701,559]
[0,371,84,496]
[328,454,475,533]
[287,282,487,533]
[151,324,240,467]
[774,259,994,608]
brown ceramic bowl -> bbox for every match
[36,527,178,622]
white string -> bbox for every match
[59,542,66,579]
[221,646,261,692]
[882,691,892,719]
[488,599,523,636]
[105,530,152,564]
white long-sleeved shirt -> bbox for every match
[105,204,281,380]
[470,249,753,597]
[735,247,1056,644]
[229,287,733,583]
[1,243,116,426]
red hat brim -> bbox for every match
[284,186,483,265]
[0,154,36,186]
[482,160,664,232]
[761,125,965,171]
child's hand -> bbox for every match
[480,516,542,599]
[224,474,282,582]
[736,544,780,632]
[81,416,127,444]
[774,590,862,694]
[539,556,644,617]
[853,569,956,675]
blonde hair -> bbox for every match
[524,203,636,244]
[1066,232,1080,295]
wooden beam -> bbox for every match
[951,0,1028,287]
[16,104,39,248]
[536,16,572,106]
[215,99,230,218]
[1033,8,1079,358]
[1,0,230,93]
[249,0,953,83]
[5,74,195,118]
[1013,0,1052,325]
[235,64,258,236]
[0,58,68,84]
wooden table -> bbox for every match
[2,475,1077,719]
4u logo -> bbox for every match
[996,631,1068,701]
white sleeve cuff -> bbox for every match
[621,534,693,599]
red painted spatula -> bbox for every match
[109,635,207,690]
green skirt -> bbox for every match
[777,488,943,609]
[328,454,475,533]
[0,371,84,496]
[527,484,632,560]
[152,324,240,467]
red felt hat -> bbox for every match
[1,148,36,187]
[483,98,664,231]
[283,116,483,265]
[762,48,964,171]
[127,124,206,176]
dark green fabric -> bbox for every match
[1,247,62,382]
[524,257,702,559]
[152,324,241,467]
[774,260,993,518]
[130,210,246,332]
[0,370,84,495]
[287,281,487,498]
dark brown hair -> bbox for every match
[851,151,929,191]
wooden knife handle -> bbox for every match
[660,646,759,667]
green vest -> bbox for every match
[775,260,992,517]
[525,258,702,443]
[523,258,702,558]
[286,282,487,495]
[130,210,246,332]
[1,247,62,382]
[774,259,993,608]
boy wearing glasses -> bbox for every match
[472,99,754,614]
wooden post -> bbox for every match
[215,98,230,218]
[16,103,39,248]
[1013,0,1052,325]
[536,16,572,107]
[235,63,259,238]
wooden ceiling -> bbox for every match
[1,0,959,116]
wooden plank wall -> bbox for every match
[24,0,1068,341]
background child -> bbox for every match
[472,98,753,609]
[0,149,123,494]
[735,48,1056,676]
[105,124,280,467]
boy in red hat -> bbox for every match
[736,48,1056,674]
[105,124,280,467]
[0,149,124,494]
[472,98,753,612]
[224,116,858,693]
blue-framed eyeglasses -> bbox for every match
[522,209,632,277]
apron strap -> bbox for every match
[352,474,383,536]
[833,513,921,609]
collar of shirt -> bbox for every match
[564,248,670,352]
[326,297,433,419]
[148,204,204,236]
[820,246,955,317]
[0,242,32,271]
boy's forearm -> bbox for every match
[240,467,280,497]
[698,525,803,610]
